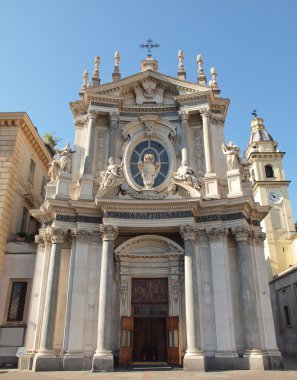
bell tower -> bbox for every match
[245,116,297,279]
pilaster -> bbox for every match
[200,108,220,199]
[108,112,119,159]
[63,229,95,370]
[206,227,237,360]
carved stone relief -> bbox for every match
[192,128,205,177]
[94,131,105,179]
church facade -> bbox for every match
[20,51,282,372]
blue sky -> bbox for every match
[0,0,296,219]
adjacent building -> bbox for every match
[0,112,52,366]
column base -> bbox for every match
[203,173,220,199]
[206,351,238,371]
[32,353,60,372]
[92,352,114,371]
[183,352,205,371]
[63,353,85,371]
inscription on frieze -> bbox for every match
[105,210,192,219]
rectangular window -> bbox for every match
[284,306,291,327]
[40,175,47,198]
[28,159,36,183]
[7,281,28,322]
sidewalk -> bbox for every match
[0,356,296,380]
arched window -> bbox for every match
[265,164,274,178]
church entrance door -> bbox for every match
[133,317,167,362]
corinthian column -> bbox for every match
[33,229,65,371]
[84,110,97,175]
[108,112,119,159]
[180,225,205,371]
[234,227,261,353]
[199,108,212,173]
[92,224,118,372]
[178,110,190,165]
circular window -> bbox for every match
[130,140,169,187]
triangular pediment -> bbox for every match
[84,70,211,107]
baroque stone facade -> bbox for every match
[19,53,283,372]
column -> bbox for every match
[199,108,212,174]
[180,225,205,371]
[84,110,97,175]
[108,112,119,159]
[33,229,65,371]
[92,224,118,371]
[63,229,93,370]
[206,228,237,360]
[179,110,190,165]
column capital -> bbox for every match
[233,226,250,242]
[178,109,189,122]
[210,112,224,125]
[254,231,266,246]
[109,111,119,123]
[36,227,66,246]
[180,225,197,241]
[87,109,98,120]
[206,227,227,242]
[74,113,88,128]
[100,224,118,241]
[199,107,211,118]
[72,228,94,243]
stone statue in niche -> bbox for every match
[133,79,164,105]
[222,141,242,171]
[99,157,122,189]
[173,162,202,190]
[138,154,160,189]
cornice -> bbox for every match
[253,181,291,190]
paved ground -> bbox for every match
[0,356,296,380]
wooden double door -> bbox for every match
[119,316,181,365]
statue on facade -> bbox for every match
[48,159,60,182]
[99,157,122,189]
[222,141,242,171]
[54,143,73,173]
[173,162,201,190]
[138,154,160,189]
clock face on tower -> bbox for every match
[268,190,283,204]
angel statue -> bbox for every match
[222,141,242,171]
[173,162,201,190]
[138,154,160,189]
[99,157,122,189]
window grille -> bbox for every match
[7,282,28,322]
[40,176,47,198]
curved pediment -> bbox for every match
[115,234,184,259]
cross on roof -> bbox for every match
[251,109,258,118]
[140,38,160,58]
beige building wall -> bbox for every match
[0,113,52,274]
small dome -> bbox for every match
[249,128,274,145]
[248,117,274,145]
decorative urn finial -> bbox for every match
[81,70,89,91]
[112,50,121,81]
[197,54,206,85]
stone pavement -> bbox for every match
[0,357,296,380]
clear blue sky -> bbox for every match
[1,0,296,219]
